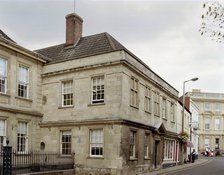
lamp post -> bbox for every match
[181,77,198,164]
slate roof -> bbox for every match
[0,29,15,43]
[35,32,126,63]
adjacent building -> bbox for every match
[0,29,46,152]
[186,89,224,154]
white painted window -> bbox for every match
[62,81,73,107]
[0,120,6,151]
[204,103,211,111]
[214,103,221,112]
[0,58,7,93]
[91,76,104,104]
[204,138,209,148]
[60,130,72,155]
[164,139,175,160]
[215,118,220,130]
[130,130,136,159]
[17,121,28,153]
[204,118,210,130]
[144,134,149,158]
[18,65,29,98]
[145,86,152,113]
[130,77,138,107]
[90,129,103,157]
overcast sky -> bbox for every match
[1,0,224,95]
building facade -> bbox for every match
[0,30,45,152]
[186,89,224,154]
[0,12,183,175]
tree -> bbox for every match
[199,1,224,42]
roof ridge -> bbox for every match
[34,43,65,52]
[104,32,117,50]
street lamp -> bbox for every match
[181,77,198,164]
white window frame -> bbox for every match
[60,130,72,155]
[204,118,210,130]
[215,118,220,130]
[144,133,149,159]
[18,65,29,98]
[145,86,152,113]
[204,138,209,148]
[62,81,73,107]
[0,58,7,94]
[130,130,137,159]
[164,139,175,160]
[89,129,103,157]
[214,103,221,112]
[0,120,6,152]
[204,103,211,111]
[130,77,138,107]
[91,76,104,104]
[17,121,28,153]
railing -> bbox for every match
[0,150,75,175]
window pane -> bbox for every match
[90,129,103,156]
[61,131,72,155]
[92,77,104,104]
[62,81,73,106]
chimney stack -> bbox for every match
[65,13,83,46]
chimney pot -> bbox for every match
[65,13,83,46]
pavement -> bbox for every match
[141,156,211,175]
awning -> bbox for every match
[187,140,194,147]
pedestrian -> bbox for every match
[191,149,196,163]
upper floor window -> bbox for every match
[170,102,175,122]
[153,91,160,116]
[90,129,103,157]
[162,97,167,119]
[91,76,104,104]
[214,103,221,112]
[145,86,152,113]
[130,77,138,107]
[215,118,221,130]
[18,65,29,98]
[60,130,72,155]
[204,103,211,111]
[0,58,7,93]
[62,81,73,107]
[17,121,28,153]
[204,118,210,130]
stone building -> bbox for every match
[35,13,180,175]
[186,89,224,154]
[0,29,46,152]
[0,12,182,175]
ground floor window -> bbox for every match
[144,133,150,158]
[17,121,28,153]
[60,130,72,155]
[164,139,175,160]
[0,120,5,151]
[130,130,137,159]
[90,129,103,157]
